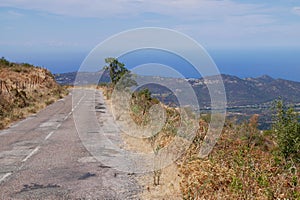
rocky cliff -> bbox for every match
[0,58,68,129]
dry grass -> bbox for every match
[137,164,182,200]
[120,132,182,199]
[179,119,300,200]
[0,89,68,129]
[101,86,182,199]
[101,85,300,200]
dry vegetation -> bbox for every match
[101,58,300,199]
[102,84,300,200]
[179,115,300,200]
[0,57,68,129]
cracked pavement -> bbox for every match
[0,89,141,200]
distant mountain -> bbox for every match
[184,74,300,107]
[54,72,300,107]
[54,70,110,85]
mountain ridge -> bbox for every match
[54,71,300,107]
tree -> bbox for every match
[104,58,129,85]
[273,100,300,162]
[0,57,10,66]
[132,88,154,116]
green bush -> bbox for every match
[272,100,300,162]
[130,88,158,125]
[22,63,34,68]
[0,57,10,66]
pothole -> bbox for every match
[78,172,96,180]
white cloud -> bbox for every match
[7,10,24,17]
[0,0,121,18]
[292,6,300,15]
[0,9,24,20]
[0,0,270,19]
[175,17,300,48]
[1,0,299,47]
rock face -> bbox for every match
[0,59,67,129]
[0,66,58,96]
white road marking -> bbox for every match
[22,146,40,162]
[0,130,10,136]
[71,93,86,111]
[0,172,12,183]
[64,112,72,120]
[43,92,86,141]
[44,131,54,141]
[64,115,69,120]
[39,122,57,128]
[0,91,87,185]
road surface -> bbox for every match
[0,89,140,200]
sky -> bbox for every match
[0,0,300,81]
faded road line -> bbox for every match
[44,92,86,141]
[0,91,87,185]
[44,131,54,141]
[22,146,40,162]
[0,173,12,183]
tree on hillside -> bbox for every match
[0,57,10,66]
[104,57,137,91]
[104,58,129,85]
[273,100,300,162]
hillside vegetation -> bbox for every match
[179,110,300,199]
[55,67,300,129]
[127,94,300,199]
[0,57,68,129]
[55,70,300,107]
[102,58,300,199]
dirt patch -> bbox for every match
[121,133,182,199]
[122,134,182,200]
[137,164,182,200]
[102,88,183,199]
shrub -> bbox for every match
[130,88,160,125]
[45,99,55,105]
[272,100,300,162]
[0,57,10,66]
[22,63,34,68]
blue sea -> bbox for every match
[3,47,300,82]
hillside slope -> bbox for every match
[0,58,68,129]
[55,71,300,107]
[189,74,300,107]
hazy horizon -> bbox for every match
[2,47,300,82]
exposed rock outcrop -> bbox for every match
[0,59,67,129]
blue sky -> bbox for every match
[0,0,300,81]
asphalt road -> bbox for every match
[0,89,140,200]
